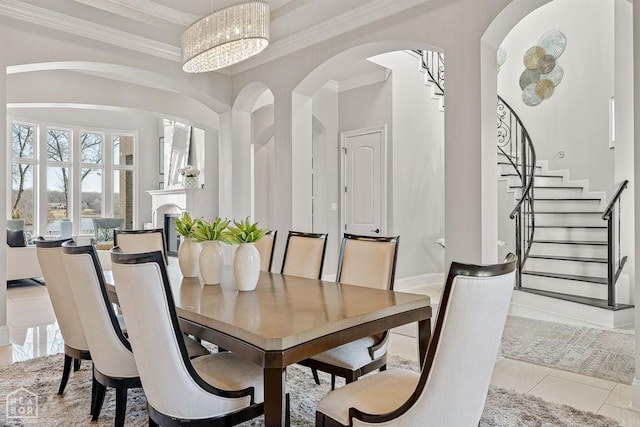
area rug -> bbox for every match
[502,316,635,385]
[0,353,620,426]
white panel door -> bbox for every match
[343,126,386,236]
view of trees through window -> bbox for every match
[10,121,135,239]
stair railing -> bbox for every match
[497,95,536,288]
[413,49,445,97]
[602,179,629,307]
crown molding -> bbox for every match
[338,69,391,93]
[229,0,426,74]
[0,0,181,62]
[323,80,340,93]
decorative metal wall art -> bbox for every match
[519,30,566,106]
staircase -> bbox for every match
[498,155,633,327]
[415,50,633,328]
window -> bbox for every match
[11,123,36,238]
[9,119,137,239]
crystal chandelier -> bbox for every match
[181,1,270,73]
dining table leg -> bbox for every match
[417,318,431,368]
[264,367,287,427]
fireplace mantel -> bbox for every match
[148,188,215,228]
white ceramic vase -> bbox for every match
[233,243,261,291]
[183,176,198,188]
[199,241,224,285]
[178,237,200,278]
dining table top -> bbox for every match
[104,265,431,352]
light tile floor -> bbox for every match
[2,281,640,426]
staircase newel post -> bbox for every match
[607,211,615,307]
[515,210,522,289]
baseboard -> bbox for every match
[0,325,9,347]
[395,273,444,291]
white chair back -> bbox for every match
[110,250,251,419]
[61,243,138,378]
[35,238,88,352]
[337,234,399,290]
[281,232,328,280]
[254,230,276,272]
[114,229,167,264]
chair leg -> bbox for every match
[331,374,336,391]
[149,416,159,427]
[57,354,73,395]
[90,374,97,415]
[92,383,107,421]
[73,358,81,371]
[311,368,321,385]
[380,364,387,372]
[285,393,291,427]
[114,386,128,427]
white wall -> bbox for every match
[498,0,615,195]
[369,51,445,278]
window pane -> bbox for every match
[113,170,133,229]
[11,163,34,237]
[113,135,134,166]
[46,166,70,237]
[80,132,103,164]
[47,128,70,162]
[12,123,35,159]
[81,168,102,235]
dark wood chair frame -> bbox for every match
[111,248,270,427]
[300,233,399,390]
[62,242,142,426]
[262,229,277,272]
[34,238,92,397]
[315,254,517,427]
[281,231,329,280]
[114,228,168,264]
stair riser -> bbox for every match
[531,228,607,241]
[513,188,585,199]
[525,258,608,277]
[533,214,605,227]
[529,243,608,258]
[504,176,565,187]
[521,274,607,299]
[530,200,602,212]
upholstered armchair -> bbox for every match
[255,229,277,272]
[110,249,270,426]
[315,254,517,427]
[300,233,399,390]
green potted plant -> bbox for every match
[223,217,266,291]
[192,218,229,285]
[174,212,200,278]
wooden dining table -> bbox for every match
[105,266,432,427]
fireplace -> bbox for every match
[164,213,181,256]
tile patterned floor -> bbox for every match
[2,280,640,425]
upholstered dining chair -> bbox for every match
[114,228,167,264]
[300,233,399,390]
[110,248,271,427]
[281,231,328,280]
[61,241,141,426]
[315,254,517,427]
[34,237,91,397]
[254,229,277,272]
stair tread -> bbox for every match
[529,225,606,229]
[516,287,633,311]
[526,211,602,215]
[522,270,607,284]
[516,198,600,201]
[509,185,582,189]
[528,254,607,263]
[501,173,563,178]
[532,239,607,245]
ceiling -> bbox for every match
[0,0,425,74]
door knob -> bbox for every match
[370,228,380,234]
